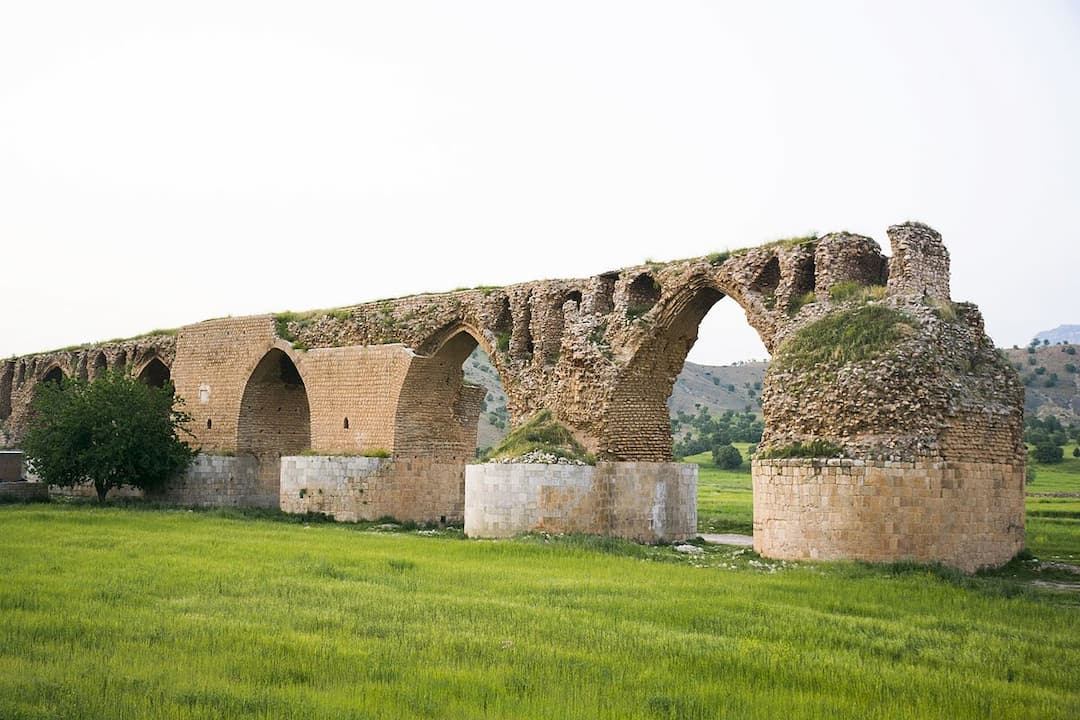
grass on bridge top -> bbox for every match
[0,448,1078,719]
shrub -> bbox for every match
[1074,447,1080,458]
[1032,442,1064,464]
[711,444,743,469]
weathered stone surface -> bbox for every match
[464,462,697,542]
[0,481,48,502]
[0,450,23,482]
[0,222,1024,570]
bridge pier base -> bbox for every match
[752,458,1025,573]
[464,461,697,542]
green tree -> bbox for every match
[1031,441,1064,464]
[22,371,196,502]
[712,443,743,469]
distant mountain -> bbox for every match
[1035,325,1080,346]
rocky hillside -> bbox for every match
[1002,341,1080,422]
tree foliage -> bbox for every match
[1031,441,1064,465]
[673,407,763,459]
[22,371,196,501]
[712,443,744,469]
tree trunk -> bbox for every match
[95,481,108,503]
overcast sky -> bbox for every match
[2,1,1078,365]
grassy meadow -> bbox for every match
[1,449,1079,719]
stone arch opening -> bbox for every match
[602,284,770,461]
[92,352,108,379]
[114,351,128,371]
[0,361,13,421]
[136,357,171,388]
[627,273,661,317]
[750,256,781,300]
[395,328,507,459]
[237,348,311,507]
[41,365,65,386]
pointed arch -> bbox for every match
[601,274,770,461]
[92,352,108,379]
[236,348,311,507]
[394,327,501,459]
[41,365,65,386]
[136,357,171,388]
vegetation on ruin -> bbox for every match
[788,290,816,315]
[21,371,196,501]
[273,308,355,346]
[774,304,917,373]
[483,409,594,464]
[827,281,888,304]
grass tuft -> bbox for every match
[484,410,594,464]
[776,305,917,372]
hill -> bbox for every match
[1035,325,1080,345]
[1002,341,1080,422]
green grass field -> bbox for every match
[1,450,1079,719]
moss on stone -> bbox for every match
[484,410,594,464]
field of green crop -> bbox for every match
[1,450,1078,719]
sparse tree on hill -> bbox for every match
[22,371,196,502]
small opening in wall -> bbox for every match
[344,417,350,429]
[206,418,212,430]
[440,515,447,525]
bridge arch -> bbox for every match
[135,357,171,388]
[237,347,311,507]
[394,325,505,459]
[92,352,108,379]
[40,364,65,386]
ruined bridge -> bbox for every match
[0,223,1025,571]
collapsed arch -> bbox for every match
[394,328,497,459]
[136,357,171,388]
[237,348,311,506]
[601,282,766,460]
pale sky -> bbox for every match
[2,1,1078,364]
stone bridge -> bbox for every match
[0,222,1025,571]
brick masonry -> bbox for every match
[0,481,48,502]
[0,451,23,482]
[0,222,1025,570]
[753,458,1024,573]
